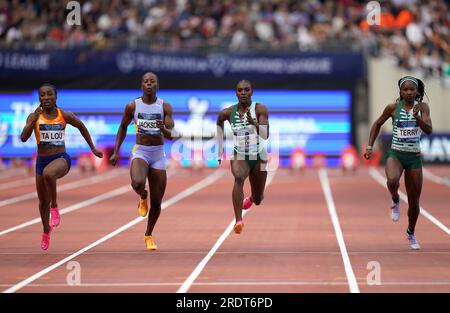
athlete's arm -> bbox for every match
[20,106,42,142]
[365,103,396,159]
[157,102,174,140]
[249,103,269,139]
[413,102,432,134]
[216,108,231,164]
[109,102,134,166]
[63,110,103,158]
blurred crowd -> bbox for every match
[0,0,449,81]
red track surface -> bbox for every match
[0,165,449,293]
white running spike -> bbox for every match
[391,200,400,222]
[407,233,421,250]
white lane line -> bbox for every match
[2,170,225,293]
[0,171,173,236]
[0,168,82,191]
[369,167,450,235]
[318,168,360,293]
[0,169,27,180]
[0,186,129,236]
[0,177,35,191]
[423,168,450,187]
[177,170,276,293]
[3,281,450,288]
[0,170,124,208]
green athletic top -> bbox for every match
[391,100,422,153]
[229,101,261,155]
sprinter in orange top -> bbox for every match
[21,84,103,251]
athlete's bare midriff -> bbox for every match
[136,133,164,146]
[37,145,66,156]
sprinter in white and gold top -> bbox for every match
[110,72,174,251]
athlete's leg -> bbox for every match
[231,159,250,223]
[130,158,149,199]
[248,161,268,206]
[404,168,422,234]
[36,175,51,234]
[385,156,403,202]
[41,158,69,209]
[145,168,167,236]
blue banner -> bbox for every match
[0,90,352,167]
[0,50,363,79]
[420,133,450,163]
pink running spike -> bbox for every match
[50,207,60,227]
[41,227,52,250]
[242,196,253,210]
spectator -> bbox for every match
[0,0,447,81]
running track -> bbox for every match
[0,165,449,293]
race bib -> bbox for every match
[396,126,421,139]
[234,129,258,153]
[39,124,65,146]
[137,113,162,135]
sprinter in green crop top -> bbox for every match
[216,80,269,235]
[365,76,432,250]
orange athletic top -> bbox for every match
[34,108,66,146]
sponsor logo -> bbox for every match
[207,54,228,77]
[116,51,135,73]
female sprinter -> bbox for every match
[109,72,174,251]
[365,76,432,250]
[216,80,269,234]
[21,84,103,250]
